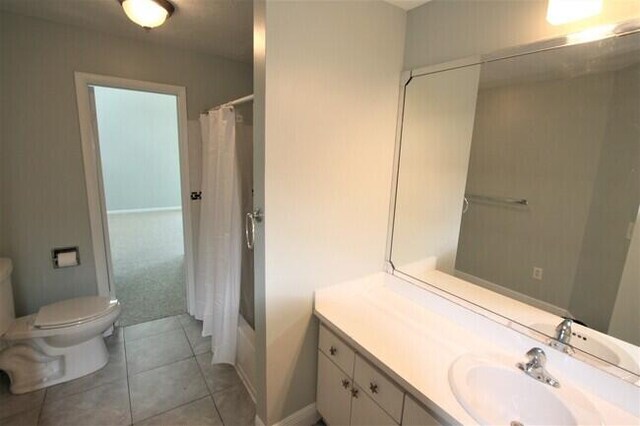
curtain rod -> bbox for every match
[201,94,254,114]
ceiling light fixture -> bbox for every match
[546,0,602,25]
[119,0,175,29]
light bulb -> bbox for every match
[546,0,602,26]
[121,0,174,29]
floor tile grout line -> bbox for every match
[133,394,213,425]
[126,342,194,378]
[36,389,46,425]
[129,352,210,424]
[183,326,197,357]
[193,349,227,426]
[125,322,194,376]
[122,327,134,426]
[128,355,195,378]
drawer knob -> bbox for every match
[329,346,337,356]
[369,382,379,394]
[341,379,350,389]
[351,388,359,398]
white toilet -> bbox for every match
[0,258,121,394]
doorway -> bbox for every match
[75,73,195,326]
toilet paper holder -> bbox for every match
[52,247,80,269]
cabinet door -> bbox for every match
[354,354,404,423]
[350,385,397,426]
[317,351,352,426]
[402,395,442,426]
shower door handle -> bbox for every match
[245,209,263,250]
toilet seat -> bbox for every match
[34,296,119,329]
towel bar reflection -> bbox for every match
[465,194,528,207]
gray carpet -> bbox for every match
[107,210,187,326]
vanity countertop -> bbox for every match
[313,272,640,425]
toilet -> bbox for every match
[0,258,121,394]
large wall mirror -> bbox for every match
[390,22,640,382]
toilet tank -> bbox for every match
[0,258,15,336]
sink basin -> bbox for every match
[531,323,639,375]
[449,354,602,425]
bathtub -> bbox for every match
[236,314,256,401]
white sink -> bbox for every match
[449,354,602,425]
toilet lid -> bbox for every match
[35,296,119,329]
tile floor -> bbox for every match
[0,315,255,426]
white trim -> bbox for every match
[385,70,410,267]
[272,403,320,426]
[235,363,256,403]
[106,206,182,215]
[74,72,196,314]
[236,315,256,402]
[411,55,481,78]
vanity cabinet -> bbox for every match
[317,325,444,426]
[402,395,442,426]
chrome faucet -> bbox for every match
[517,347,560,388]
[549,318,573,353]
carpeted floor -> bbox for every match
[107,209,186,326]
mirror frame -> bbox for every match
[386,18,640,385]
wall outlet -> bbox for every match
[533,267,543,280]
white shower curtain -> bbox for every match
[195,106,242,364]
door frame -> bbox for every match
[74,72,196,314]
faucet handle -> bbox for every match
[556,318,573,332]
[525,347,546,367]
[555,318,573,346]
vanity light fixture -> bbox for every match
[546,0,602,25]
[566,23,616,44]
[119,0,175,29]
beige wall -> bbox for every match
[253,0,267,421]
[570,64,640,330]
[609,206,640,345]
[405,0,640,69]
[456,71,614,313]
[0,12,252,316]
[258,1,405,424]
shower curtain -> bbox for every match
[195,106,242,364]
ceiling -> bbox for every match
[0,0,253,63]
[384,0,430,11]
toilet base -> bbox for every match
[0,335,109,394]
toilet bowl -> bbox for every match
[0,258,121,394]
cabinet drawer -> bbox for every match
[354,355,404,423]
[319,325,355,375]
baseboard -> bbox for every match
[107,206,182,215]
[273,403,320,426]
[235,362,256,403]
